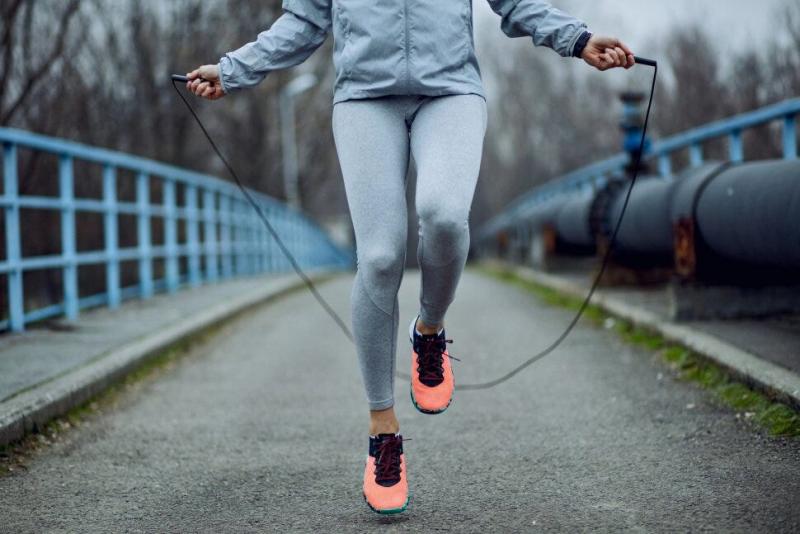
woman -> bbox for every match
[187,0,634,515]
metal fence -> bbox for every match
[0,127,352,333]
[478,97,800,242]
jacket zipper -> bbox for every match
[403,0,410,91]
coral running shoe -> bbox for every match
[363,434,408,514]
[409,316,455,414]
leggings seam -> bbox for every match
[389,223,409,405]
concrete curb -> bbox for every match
[483,261,800,410]
[0,271,342,447]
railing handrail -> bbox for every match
[0,127,279,207]
[479,97,800,239]
[1,127,352,332]
[651,97,800,154]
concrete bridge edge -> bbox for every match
[482,260,800,411]
[0,270,344,448]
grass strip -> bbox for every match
[477,264,800,438]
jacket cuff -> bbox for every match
[217,57,234,94]
[564,23,589,57]
[572,31,592,58]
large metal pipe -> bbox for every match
[518,197,568,231]
[694,160,800,268]
[602,176,673,254]
[511,158,800,275]
[597,163,725,258]
[554,192,595,248]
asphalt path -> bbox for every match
[1,270,798,532]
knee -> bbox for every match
[358,247,404,281]
[417,202,468,240]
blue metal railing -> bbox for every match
[0,127,353,332]
[479,97,800,241]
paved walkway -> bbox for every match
[0,275,296,404]
[1,270,798,532]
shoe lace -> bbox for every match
[374,436,405,486]
[415,336,458,386]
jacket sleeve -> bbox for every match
[218,1,331,93]
[486,0,588,57]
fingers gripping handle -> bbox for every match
[171,74,215,84]
[634,56,657,68]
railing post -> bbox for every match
[248,205,255,273]
[658,153,672,177]
[235,199,246,275]
[59,155,78,320]
[203,188,218,282]
[185,184,201,287]
[728,130,744,163]
[136,172,153,298]
[784,114,797,160]
[689,143,703,168]
[260,222,268,273]
[243,208,252,275]
[103,165,121,308]
[251,199,263,273]
[257,210,265,273]
[264,203,275,273]
[254,203,264,273]
[163,179,179,293]
[3,142,24,331]
[220,193,233,279]
[249,209,258,274]
[291,217,300,268]
[276,209,286,272]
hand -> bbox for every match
[581,35,635,71]
[186,64,226,100]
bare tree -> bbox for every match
[0,0,81,125]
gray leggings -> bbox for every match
[332,94,487,411]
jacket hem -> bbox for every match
[332,85,487,105]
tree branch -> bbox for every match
[0,0,80,125]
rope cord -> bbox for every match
[171,59,657,391]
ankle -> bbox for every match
[370,421,400,435]
[369,407,399,435]
[416,317,443,336]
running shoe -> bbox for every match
[363,433,408,514]
[409,316,454,414]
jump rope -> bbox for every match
[171,55,657,391]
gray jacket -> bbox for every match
[219,0,587,103]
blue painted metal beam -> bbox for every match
[0,126,353,332]
[103,165,121,308]
[479,97,800,242]
[3,143,24,331]
[59,155,79,321]
[784,115,797,160]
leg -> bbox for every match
[410,94,487,330]
[332,98,410,424]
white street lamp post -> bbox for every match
[279,73,318,210]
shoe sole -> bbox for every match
[410,385,452,415]
[363,493,409,515]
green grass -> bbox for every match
[478,264,800,438]
[483,266,606,325]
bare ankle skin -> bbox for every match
[369,406,400,435]
[416,317,443,336]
